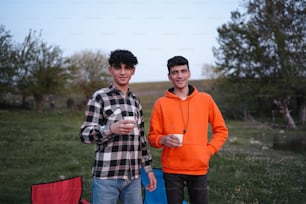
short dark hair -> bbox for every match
[167,56,189,74]
[108,49,138,68]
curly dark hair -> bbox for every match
[108,49,138,68]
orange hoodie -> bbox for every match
[148,86,228,175]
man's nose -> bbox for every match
[120,68,126,73]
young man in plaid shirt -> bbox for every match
[80,49,156,204]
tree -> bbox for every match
[68,50,111,100]
[201,64,221,79]
[15,30,40,107]
[213,0,306,126]
[0,25,16,100]
[15,30,66,112]
[274,98,297,129]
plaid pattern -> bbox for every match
[80,84,152,180]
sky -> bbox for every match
[1,0,242,83]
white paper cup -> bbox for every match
[173,134,183,146]
[123,116,135,128]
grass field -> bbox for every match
[0,109,305,204]
[0,80,305,203]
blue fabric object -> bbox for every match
[141,168,188,204]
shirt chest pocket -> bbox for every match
[103,106,122,124]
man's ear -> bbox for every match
[108,66,112,74]
[131,68,135,75]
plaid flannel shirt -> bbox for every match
[80,85,153,180]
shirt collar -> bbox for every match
[108,84,133,97]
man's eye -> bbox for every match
[113,66,121,70]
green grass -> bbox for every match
[208,121,306,204]
[0,110,305,203]
[0,111,93,203]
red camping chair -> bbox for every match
[31,176,90,204]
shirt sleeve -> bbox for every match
[207,96,228,155]
[148,101,164,148]
[80,97,113,144]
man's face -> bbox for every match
[168,65,190,89]
[108,63,135,87]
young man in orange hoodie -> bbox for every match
[148,56,228,204]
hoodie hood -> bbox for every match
[165,85,197,100]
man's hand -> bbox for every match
[160,134,181,147]
[146,171,157,192]
[110,120,134,135]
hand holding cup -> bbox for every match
[123,116,136,128]
[109,116,136,135]
[172,134,183,146]
[161,133,183,147]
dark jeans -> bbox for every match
[164,173,208,204]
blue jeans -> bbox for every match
[92,177,142,204]
[164,173,208,204]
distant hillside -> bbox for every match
[130,79,215,94]
[129,79,217,113]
